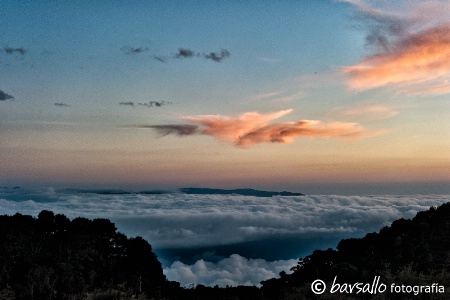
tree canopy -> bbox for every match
[1,202,450,299]
[0,211,165,299]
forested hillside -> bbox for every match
[1,202,450,299]
[260,202,450,299]
[0,211,166,299]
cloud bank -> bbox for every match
[1,189,448,286]
[342,0,450,95]
[1,190,448,251]
[141,109,376,147]
[164,254,297,287]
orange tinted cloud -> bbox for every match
[330,105,398,120]
[342,0,450,95]
[183,110,374,147]
[235,120,369,147]
[184,109,292,142]
[343,25,450,93]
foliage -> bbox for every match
[260,202,450,299]
[0,211,165,299]
[2,202,450,299]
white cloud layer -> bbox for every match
[164,254,297,287]
[1,189,448,286]
[2,190,447,249]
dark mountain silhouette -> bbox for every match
[58,188,166,195]
[180,187,304,197]
[58,187,303,197]
[1,202,450,299]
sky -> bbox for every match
[1,0,450,194]
[1,188,449,286]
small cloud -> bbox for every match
[175,48,197,59]
[204,49,230,62]
[0,89,14,101]
[153,55,168,63]
[138,101,170,108]
[121,46,149,55]
[135,124,199,136]
[4,46,26,55]
[54,102,70,107]
[172,48,231,62]
[120,101,171,108]
[119,102,135,107]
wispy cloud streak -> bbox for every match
[119,101,135,107]
[120,46,149,55]
[54,102,71,107]
[138,101,170,107]
[172,48,230,62]
[137,124,199,136]
[342,0,450,95]
[120,101,170,108]
[329,105,398,120]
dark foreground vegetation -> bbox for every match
[1,202,450,299]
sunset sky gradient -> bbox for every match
[1,0,449,194]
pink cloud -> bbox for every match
[184,109,293,143]
[329,105,399,120]
[342,1,450,95]
[235,120,369,147]
[183,110,375,147]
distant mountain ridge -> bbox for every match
[59,188,168,195]
[58,187,304,197]
[179,187,304,197]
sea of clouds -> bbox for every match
[1,188,448,287]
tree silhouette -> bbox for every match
[0,211,166,299]
[2,203,450,299]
